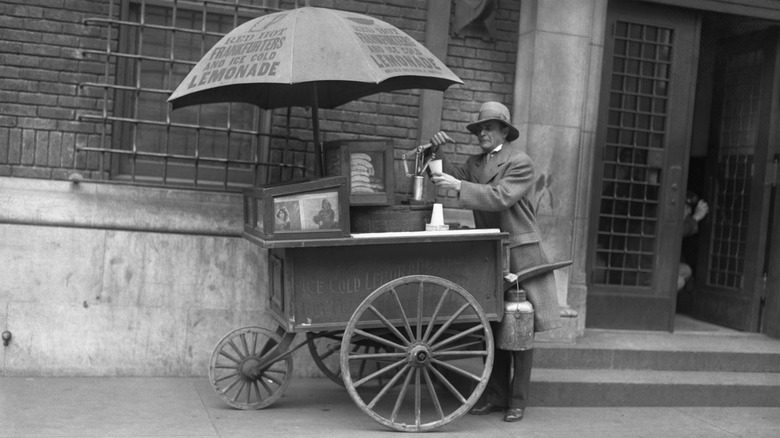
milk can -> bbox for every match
[495,288,534,351]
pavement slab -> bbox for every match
[1,376,779,437]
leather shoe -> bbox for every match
[504,408,524,422]
[469,402,501,415]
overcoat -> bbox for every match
[442,143,561,332]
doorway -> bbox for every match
[679,16,780,333]
[586,2,780,336]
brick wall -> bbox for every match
[0,0,519,195]
[0,0,108,180]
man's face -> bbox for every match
[474,120,508,153]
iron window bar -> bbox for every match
[77,0,308,192]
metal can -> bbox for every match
[495,289,534,351]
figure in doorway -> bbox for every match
[678,191,709,291]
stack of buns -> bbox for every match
[350,153,384,193]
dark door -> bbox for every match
[691,29,780,332]
[586,1,699,330]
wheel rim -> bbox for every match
[340,275,494,432]
[209,326,293,410]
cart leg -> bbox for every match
[209,326,294,410]
[340,275,494,432]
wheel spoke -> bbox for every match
[353,328,406,351]
[213,363,240,371]
[218,349,242,365]
[427,302,470,346]
[227,340,247,361]
[430,357,484,383]
[422,287,451,343]
[348,351,406,361]
[222,376,242,397]
[435,338,484,353]
[414,367,422,428]
[432,323,485,351]
[426,361,467,404]
[416,281,424,340]
[366,305,412,347]
[389,288,415,343]
[353,358,407,388]
[422,367,444,420]
[367,364,411,409]
[240,333,251,358]
[215,371,240,385]
[434,350,489,360]
[390,364,415,422]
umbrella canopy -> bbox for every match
[168,6,463,111]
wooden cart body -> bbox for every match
[244,230,508,334]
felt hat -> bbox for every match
[466,101,520,142]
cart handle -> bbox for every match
[503,260,573,291]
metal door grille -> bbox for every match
[707,50,762,289]
[593,21,673,287]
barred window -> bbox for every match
[80,0,310,191]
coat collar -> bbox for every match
[474,145,510,184]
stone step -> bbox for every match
[534,330,780,373]
[452,326,780,407]
[530,368,780,407]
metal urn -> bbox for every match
[496,289,534,351]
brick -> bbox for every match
[48,131,62,166]
[0,127,8,163]
[18,118,57,130]
[0,115,17,127]
[21,129,35,165]
[38,107,75,120]
[0,164,11,176]
[19,92,59,106]
[12,165,52,178]
[0,103,37,117]
[7,128,21,164]
[0,78,38,92]
[60,132,75,167]
[34,130,49,166]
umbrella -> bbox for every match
[168,6,463,176]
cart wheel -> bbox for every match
[340,275,494,432]
[306,330,400,388]
[209,326,293,410]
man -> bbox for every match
[429,101,561,422]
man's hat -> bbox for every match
[466,101,520,142]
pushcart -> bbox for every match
[208,225,567,432]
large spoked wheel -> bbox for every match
[340,275,494,432]
[306,330,401,388]
[209,326,293,410]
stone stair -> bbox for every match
[530,322,780,407]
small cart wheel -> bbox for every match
[306,331,400,389]
[209,326,293,410]
[340,275,494,432]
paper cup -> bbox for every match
[430,203,444,226]
[428,159,443,176]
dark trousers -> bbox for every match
[481,337,534,409]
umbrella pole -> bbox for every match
[311,84,323,177]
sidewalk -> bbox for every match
[1,376,779,437]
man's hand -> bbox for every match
[693,200,709,222]
[431,172,461,192]
[429,131,453,153]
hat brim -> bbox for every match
[467,118,520,142]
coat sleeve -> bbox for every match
[458,153,536,212]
